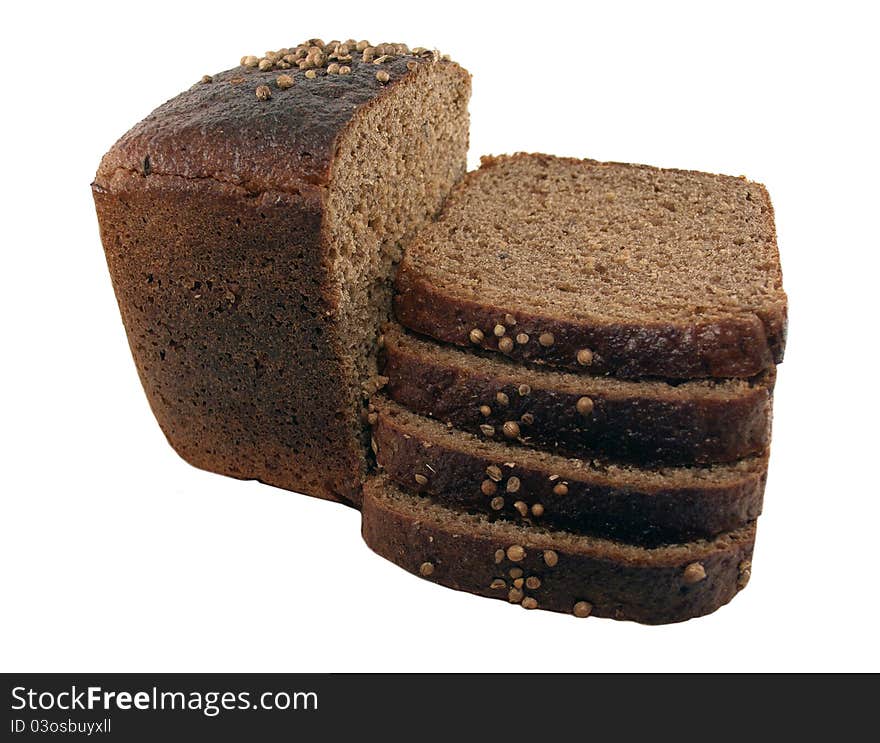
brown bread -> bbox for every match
[381,325,773,465]
[371,396,767,545]
[395,153,786,379]
[93,41,471,504]
[362,475,756,624]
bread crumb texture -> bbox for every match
[403,153,783,326]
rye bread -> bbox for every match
[395,153,786,379]
[362,475,755,624]
[381,325,773,465]
[93,41,471,504]
[371,396,767,545]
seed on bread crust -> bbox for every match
[469,328,485,344]
[509,568,523,579]
[508,587,524,603]
[683,562,707,584]
[255,85,272,100]
[481,479,498,496]
[276,74,294,89]
[479,424,496,437]
[498,337,514,353]
[494,324,506,337]
[513,501,528,517]
[522,597,538,609]
[506,544,526,562]
[494,549,505,564]
[543,550,559,567]
[479,405,492,417]
[573,601,593,618]
[414,473,428,486]
[517,384,531,396]
[526,576,541,589]
[505,476,521,493]
[495,392,509,407]
[486,465,503,482]
[502,421,520,439]
[576,396,595,416]
[419,561,435,576]
[530,503,545,517]
[376,70,391,83]
[553,482,569,496]
[577,348,594,366]
[539,332,555,347]
[516,333,530,345]
[490,496,505,510]
[490,579,506,590]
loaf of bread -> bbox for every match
[93,40,471,504]
[95,43,782,624]
[395,154,787,379]
[371,397,766,545]
[362,475,755,624]
[382,325,774,464]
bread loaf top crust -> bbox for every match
[95,42,467,195]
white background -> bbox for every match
[2,0,878,672]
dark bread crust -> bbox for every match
[371,397,767,545]
[362,476,755,624]
[93,55,471,503]
[395,153,787,379]
[94,170,360,502]
[382,327,774,465]
[396,270,785,378]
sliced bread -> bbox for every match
[395,153,786,379]
[362,475,755,624]
[381,325,773,465]
[371,396,767,544]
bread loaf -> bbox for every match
[93,41,471,504]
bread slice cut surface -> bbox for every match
[395,153,786,378]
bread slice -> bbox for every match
[371,396,767,545]
[381,325,773,465]
[362,475,755,624]
[395,153,786,379]
[93,41,471,504]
